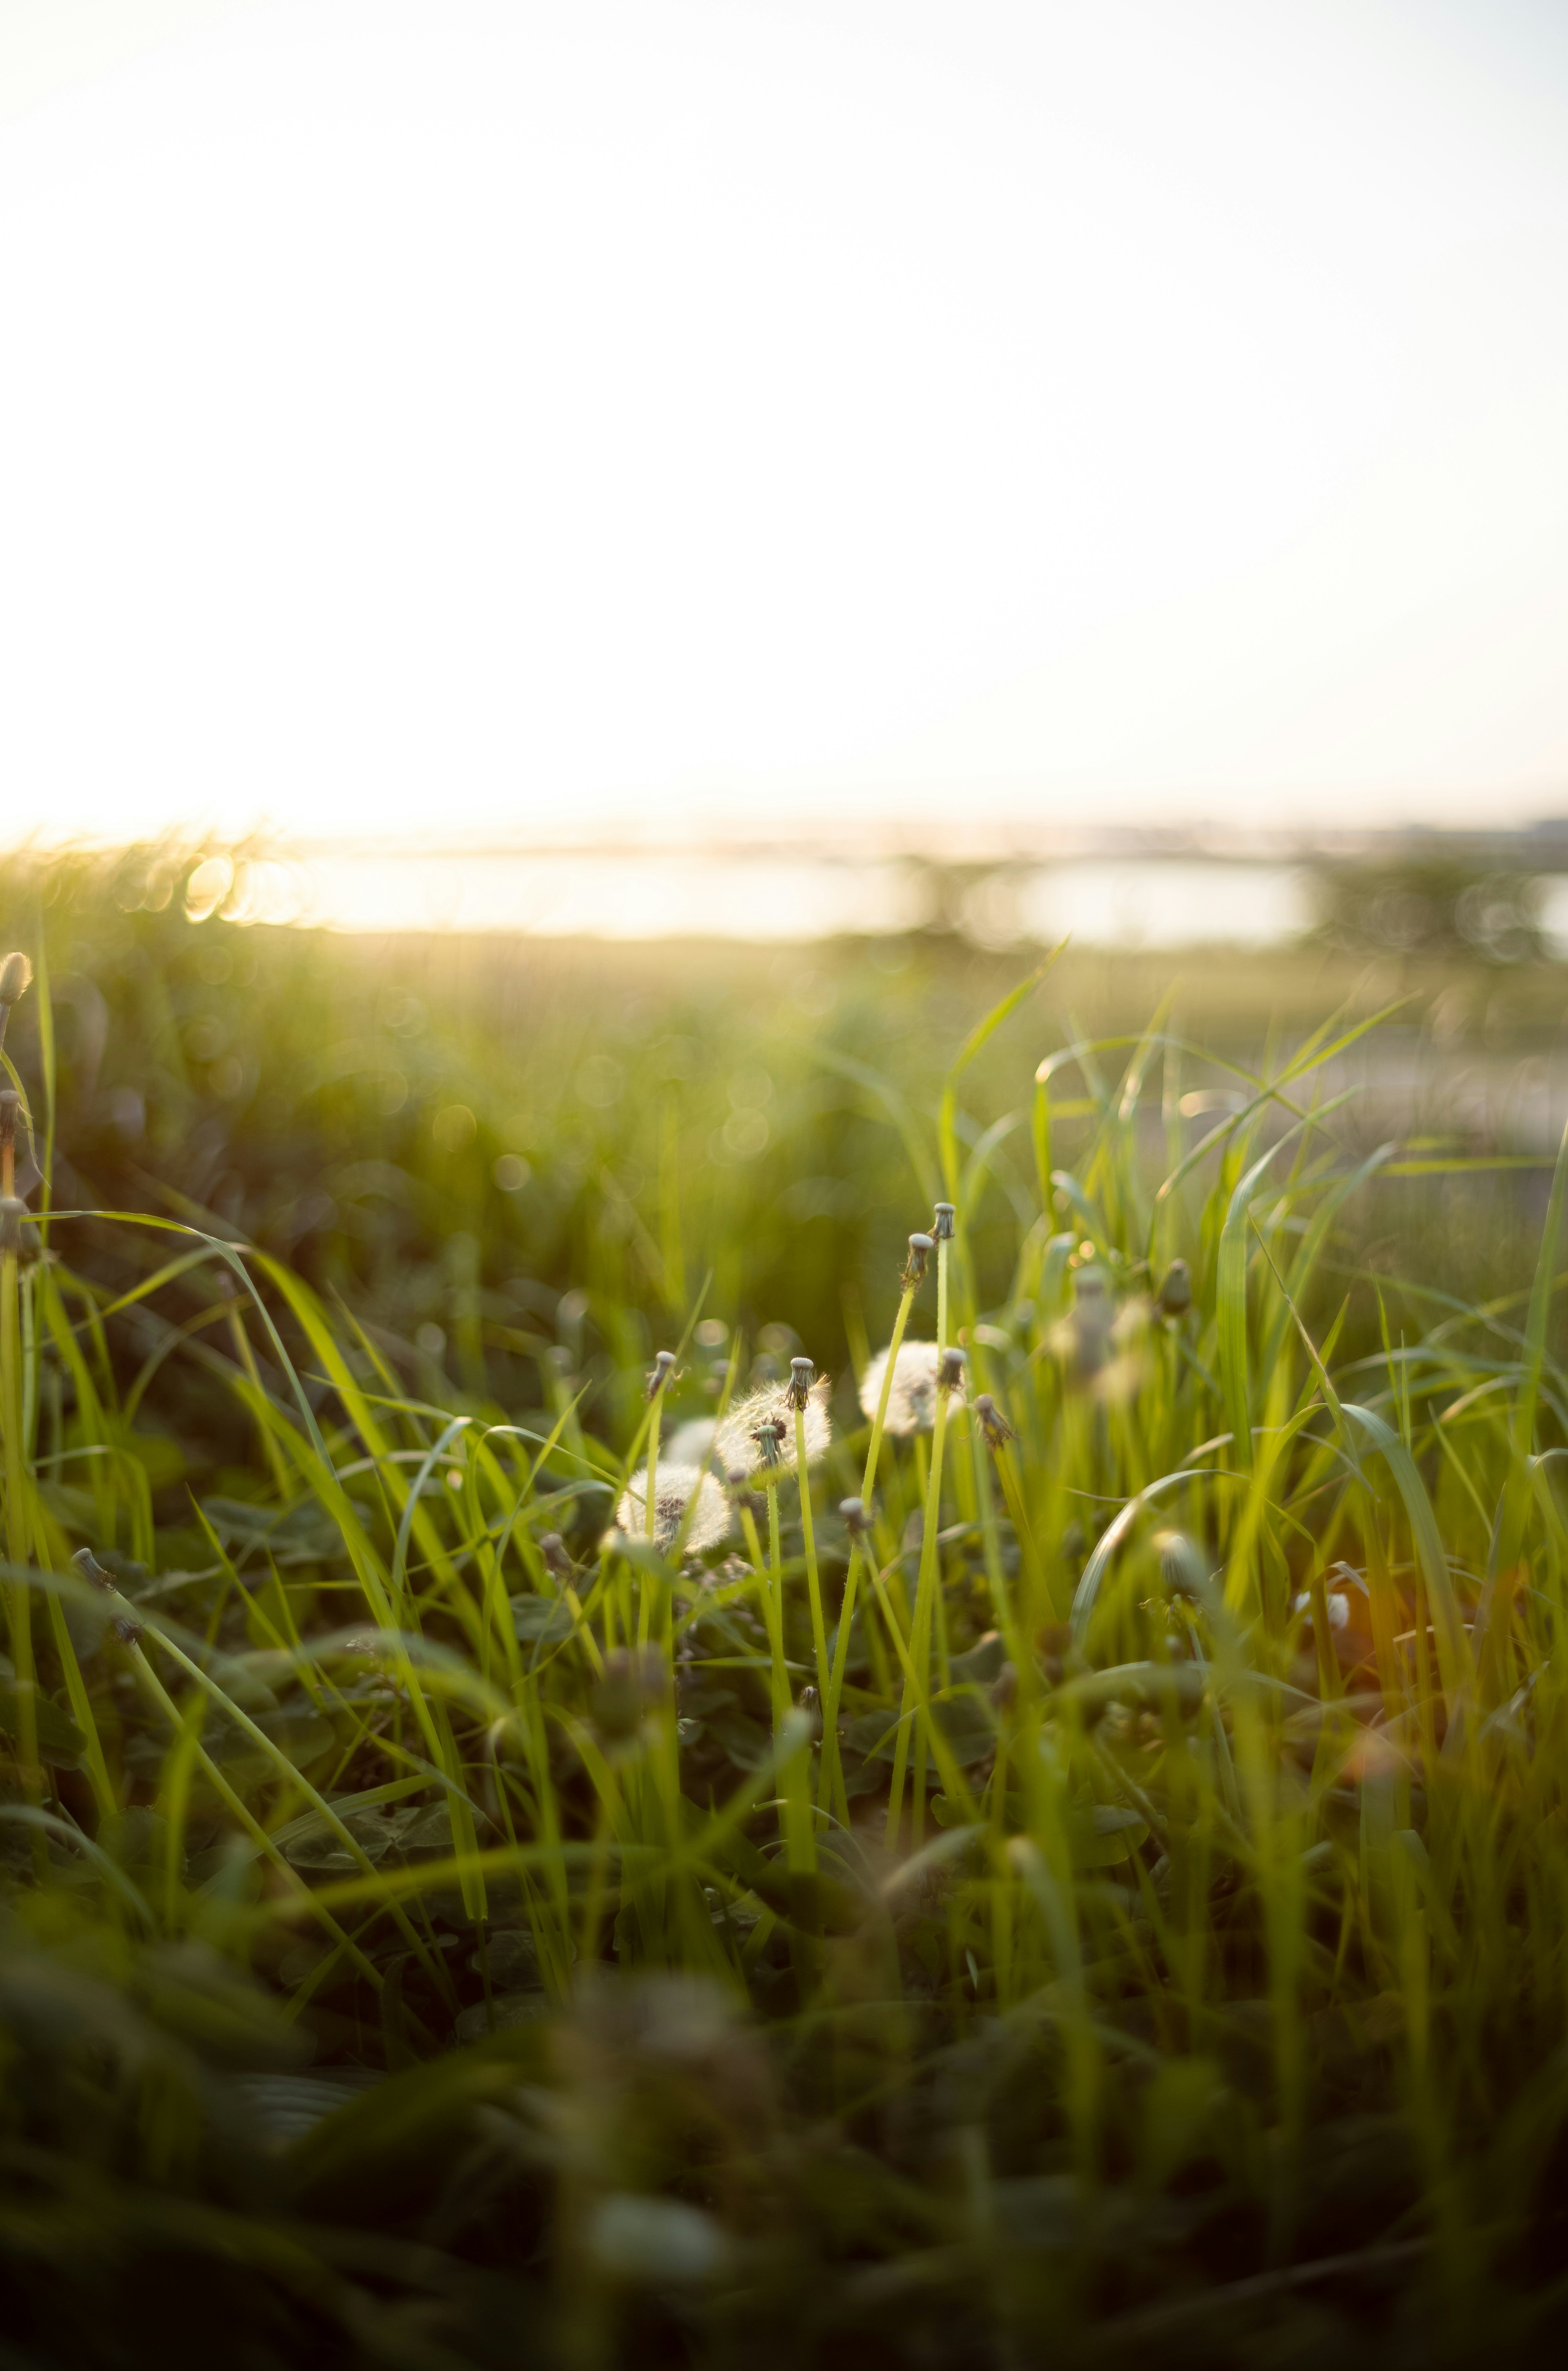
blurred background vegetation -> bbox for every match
[9,838,1568,1509]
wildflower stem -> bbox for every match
[645,1396,662,1544]
[888,1242,952,1849]
[820,1276,918,1815]
[0,1240,40,1843]
[795,1400,829,1689]
[762,1485,816,1885]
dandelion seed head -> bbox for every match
[859,1340,966,1436]
[1291,1585,1352,1632]
[615,1463,732,1554]
[715,1376,832,1477]
[665,1416,718,1468]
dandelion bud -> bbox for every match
[1158,1259,1192,1319]
[751,1417,787,1472]
[973,1392,1016,1451]
[72,1547,138,1641]
[1037,1620,1073,1687]
[1155,1529,1209,1604]
[939,1347,967,1394]
[931,1202,956,1241]
[0,953,31,1006]
[0,1197,24,1254]
[787,1355,816,1409]
[840,1495,872,1536]
[539,1531,572,1580]
[592,1645,666,1741]
[645,1349,677,1400]
[72,1546,114,1594]
[902,1232,934,1289]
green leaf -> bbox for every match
[200,1496,342,1564]
[0,1683,86,1770]
[509,1593,576,1645]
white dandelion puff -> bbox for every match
[714,1376,832,1477]
[615,1463,732,1554]
[1049,1271,1115,1384]
[858,1340,966,1437]
[665,1416,719,1469]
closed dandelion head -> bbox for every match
[859,1340,966,1436]
[902,1232,933,1290]
[1157,1258,1192,1318]
[616,1462,731,1554]
[1154,1529,1210,1605]
[1096,1300,1149,1404]
[592,1645,667,1741]
[750,1417,787,1474]
[939,1346,967,1394]
[973,1392,1016,1451]
[1051,1268,1114,1383]
[0,954,32,1007]
[539,1530,573,1581]
[839,1495,873,1537]
[714,1376,832,1478]
[645,1349,677,1400]
[787,1355,816,1410]
[724,1462,758,1517]
[931,1201,956,1242]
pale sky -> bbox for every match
[3,0,1567,852]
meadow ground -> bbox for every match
[3,848,1568,2367]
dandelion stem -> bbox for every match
[888,1240,951,1849]
[820,1276,918,1815]
[795,1401,829,1686]
[761,1485,816,1888]
[645,1397,662,1545]
[0,1240,40,1848]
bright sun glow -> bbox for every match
[2,0,1568,856]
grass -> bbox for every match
[2,846,1568,2366]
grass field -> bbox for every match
[3,845,1568,2367]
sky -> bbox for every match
[2,0,1568,855]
